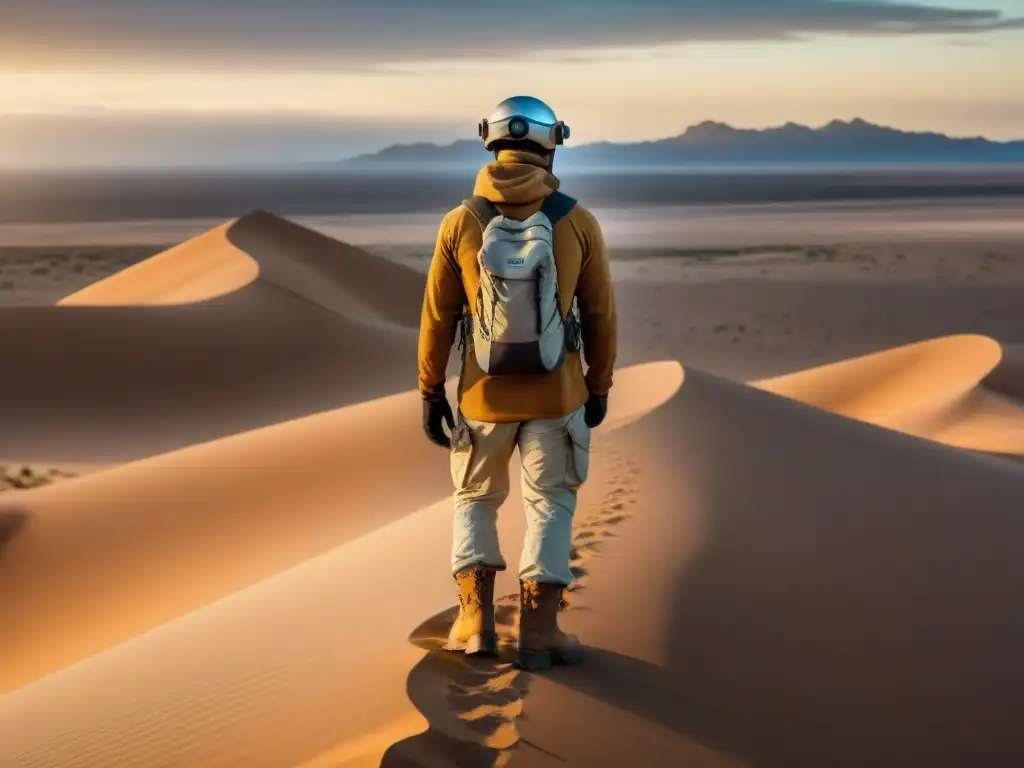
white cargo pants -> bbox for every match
[449,405,591,585]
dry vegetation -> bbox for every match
[1,464,76,492]
[0,246,160,305]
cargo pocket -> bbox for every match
[450,421,474,490]
[566,408,591,485]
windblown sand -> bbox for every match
[1,202,1023,767]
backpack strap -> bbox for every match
[538,191,578,325]
[539,190,577,225]
[457,196,498,354]
[461,196,499,231]
[462,192,576,229]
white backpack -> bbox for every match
[460,192,581,376]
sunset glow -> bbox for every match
[2,1,1023,166]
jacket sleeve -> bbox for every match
[574,207,618,396]
[418,211,465,401]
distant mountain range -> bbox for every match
[342,119,1024,169]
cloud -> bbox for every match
[0,112,465,168]
[943,37,991,46]
[5,1,1023,69]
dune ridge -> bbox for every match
[59,211,423,324]
[754,334,1024,455]
[57,220,259,306]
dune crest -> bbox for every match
[59,211,425,325]
[224,210,423,328]
[754,334,1024,454]
[58,221,259,306]
[601,360,685,431]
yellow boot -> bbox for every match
[444,566,499,656]
[515,580,584,671]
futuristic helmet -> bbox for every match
[478,96,570,152]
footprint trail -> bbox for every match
[399,439,642,767]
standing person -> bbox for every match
[418,96,617,671]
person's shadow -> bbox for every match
[379,625,694,768]
[379,599,536,768]
[384,550,1024,768]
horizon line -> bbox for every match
[359,117,1023,155]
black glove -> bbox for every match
[584,394,607,428]
[423,396,455,448]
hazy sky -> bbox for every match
[2,0,1024,167]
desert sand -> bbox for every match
[1,208,1024,767]
[0,212,424,461]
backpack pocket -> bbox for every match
[473,212,568,376]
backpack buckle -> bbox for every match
[458,309,473,354]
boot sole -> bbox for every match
[514,646,584,671]
[443,631,499,657]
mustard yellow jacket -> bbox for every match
[418,149,618,422]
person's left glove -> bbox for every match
[423,396,455,448]
[584,394,608,428]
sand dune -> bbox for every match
[57,221,259,306]
[0,211,425,462]
[0,363,681,697]
[3,210,1024,767]
[754,334,1024,455]
[60,211,423,324]
[0,388,442,695]
[3,361,1024,767]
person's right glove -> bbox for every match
[422,396,455,448]
[583,394,607,428]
